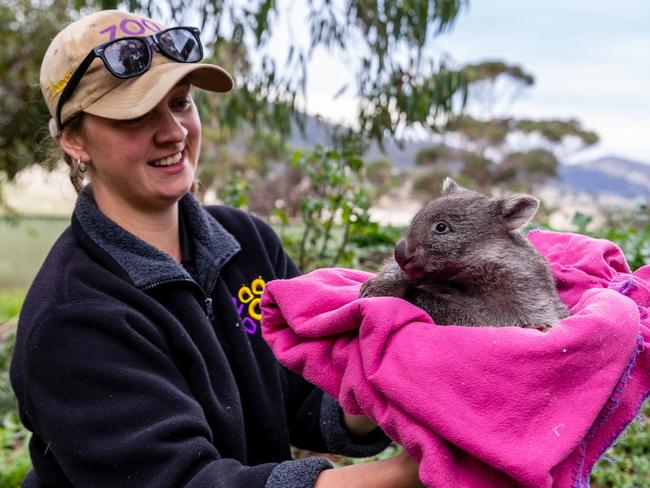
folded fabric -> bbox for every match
[261,230,650,488]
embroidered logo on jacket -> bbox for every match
[232,276,266,334]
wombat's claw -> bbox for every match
[360,278,405,299]
[360,279,386,298]
[360,280,374,298]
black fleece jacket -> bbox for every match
[10,190,389,488]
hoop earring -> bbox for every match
[77,158,87,173]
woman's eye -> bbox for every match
[173,97,192,110]
[435,222,448,233]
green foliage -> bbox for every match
[572,208,650,271]
[221,175,250,210]
[412,169,451,197]
[0,413,31,488]
[462,60,535,86]
[497,148,559,185]
[0,335,17,417]
[516,118,599,146]
[0,291,22,426]
[1,0,470,183]
[0,0,73,178]
[445,115,511,147]
[279,146,373,271]
[305,0,469,139]
[364,158,405,201]
[599,225,650,272]
[411,61,600,195]
[267,143,401,273]
[420,111,598,194]
[0,292,23,325]
[459,152,492,189]
[34,0,467,159]
[0,286,31,486]
[358,63,468,142]
[347,220,403,272]
[415,146,445,166]
[591,401,650,488]
[576,208,650,486]
[444,115,598,155]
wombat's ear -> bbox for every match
[441,177,462,196]
[499,195,540,230]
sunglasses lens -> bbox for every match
[158,28,202,62]
[103,38,150,77]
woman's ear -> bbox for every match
[59,126,89,162]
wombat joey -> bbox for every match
[360,178,568,328]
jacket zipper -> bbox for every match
[142,277,215,321]
[203,266,223,324]
[206,275,245,329]
[204,297,214,322]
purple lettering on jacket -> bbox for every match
[232,296,245,316]
[241,317,257,335]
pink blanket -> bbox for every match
[261,230,650,487]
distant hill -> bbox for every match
[558,157,650,199]
[287,115,650,200]
[286,115,437,167]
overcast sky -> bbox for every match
[296,0,649,164]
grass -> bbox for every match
[0,291,23,326]
[0,414,30,488]
[591,401,650,487]
[0,288,31,487]
[0,217,68,289]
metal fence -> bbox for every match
[0,216,70,289]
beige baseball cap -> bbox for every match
[40,9,233,136]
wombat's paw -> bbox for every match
[360,278,380,298]
[360,277,404,298]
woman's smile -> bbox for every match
[149,151,183,167]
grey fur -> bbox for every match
[361,178,568,327]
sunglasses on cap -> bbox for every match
[55,26,203,132]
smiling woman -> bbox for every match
[59,81,201,259]
[8,8,423,488]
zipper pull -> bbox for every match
[204,297,214,321]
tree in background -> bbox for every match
[0,0,477,277]
[0,0,72,180]
[412,61,599,198]
[0,0,469,179]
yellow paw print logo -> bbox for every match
[233,276,266,334]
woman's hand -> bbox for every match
[314,448,423,488]
[342,413,379,438]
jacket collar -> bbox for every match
[72,188,241,291]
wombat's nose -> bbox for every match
[394,239,412,269]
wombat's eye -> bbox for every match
[434,222,448,233]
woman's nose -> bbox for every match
[154,107,188,143]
